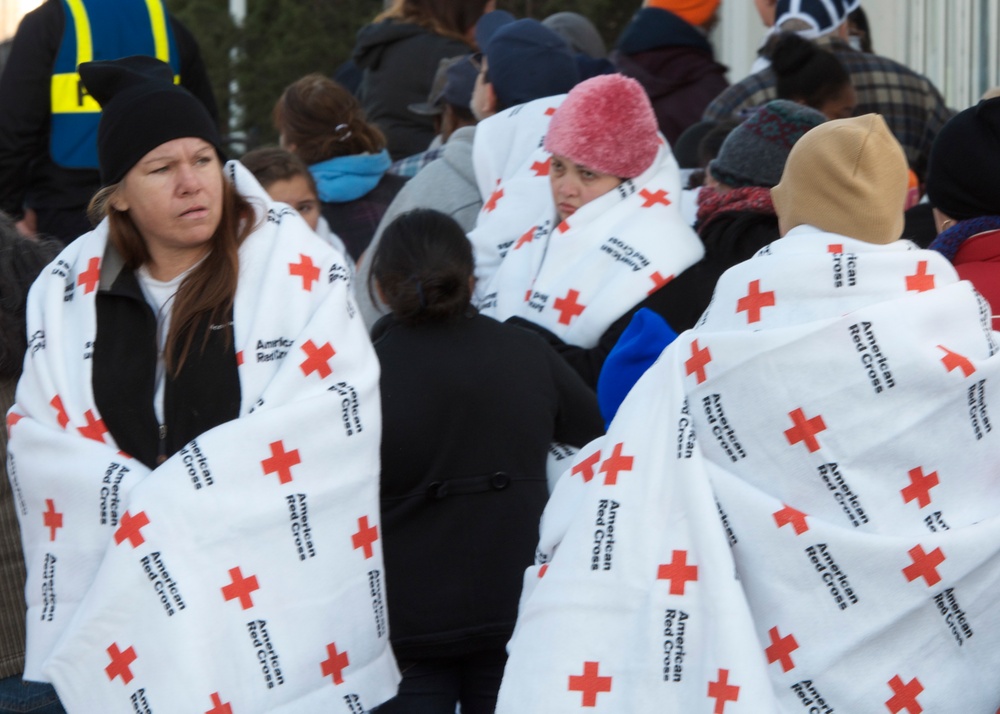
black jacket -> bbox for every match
[372,312,603,658]
[0,0,217,238]
[92,261,240,470]
[353,20,471,161]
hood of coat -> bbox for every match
[353,20,436,70]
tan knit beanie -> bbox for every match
[771,114,908,245]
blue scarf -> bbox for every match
[309,150,391,203]
[929,215,1000,261]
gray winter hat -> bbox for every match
[709,100,826,189]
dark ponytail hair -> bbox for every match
[768,32,851,110]
[368,209,474,326]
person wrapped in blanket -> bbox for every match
[472,73,704,388]
[496,114,1000,711]
[5,56,398,712]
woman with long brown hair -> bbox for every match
[352,0,494,161]
[8,56,398,711]
[274,73,406,260]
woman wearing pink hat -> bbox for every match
[475,73,704,386]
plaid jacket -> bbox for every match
[703,36,954,180]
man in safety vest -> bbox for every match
[0,0,217,243]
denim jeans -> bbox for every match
[0,676,65,714]
[374,649,506,714]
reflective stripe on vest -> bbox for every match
[50,0,180,169]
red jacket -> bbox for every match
[952,228,1000,330]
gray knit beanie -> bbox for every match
[709,100,826,189]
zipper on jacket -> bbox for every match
[157,423,167,465]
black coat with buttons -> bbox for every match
[372,311,603,659]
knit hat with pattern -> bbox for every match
[772,113,908,244]
[645,0,721,28]
[79,55,223,186]
[925,97,1000,221]
[775,0,860,38]
[709,100,826,188]
[544,73,659,179]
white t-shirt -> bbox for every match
[135,263,198,424]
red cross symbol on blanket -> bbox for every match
[827,243,843,254]
[707,669,740,713]
[5,412,21,435]
[205,692,233,714]
[599,443,633,485]
[553,289,586,325]
[648,271,673,296]
[222,566,260,609]
[571,450,601,482]
[105,643,137,684]
[300,339,335,378]
[50,395,69,428]
[937,345,975,377]
[262,440,300,484]
[736,279,775,323]
[321,642,350,685]
[903,545,944,587]
[784,408,826,453]
[78,257,100,294]
[352,515,379,559]
[43,499,62,541]
[483,185,504,213]
[537,564,549,578]
[657,550,698,595]
[531,157,551,176]
[765,626,799,672]
[905,261,935,293]
[639,188,671,208]
[901,467,939,508]
[77,409,109,442]
[568,661,612,707]
[685,339,712,383]
[773,504,809,535]
[886,675,924,714]
[289,254,321,291]
[556,219,571,234]
[114,510,150,548]
[514,226,537,250]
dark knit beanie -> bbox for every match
[925,97,1000,221]
[79,55,224,186]
[709,100,826,188]
[485,19,580,110]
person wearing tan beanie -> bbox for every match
[772,113,908,244]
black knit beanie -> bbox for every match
[925,97,1000,221]
[79,55,224,186]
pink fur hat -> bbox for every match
[544,74,659,179]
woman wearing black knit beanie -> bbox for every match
[6,56,399,710]
[925,96,1000,330]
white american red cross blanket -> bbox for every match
[497,227,1000,712]
[468,98,704,349]
[6,161,399,713]
[467,94,567,293]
